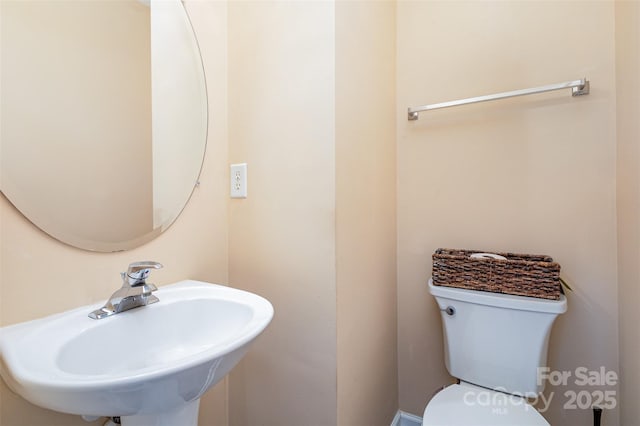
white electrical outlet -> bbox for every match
[230,163,247,198]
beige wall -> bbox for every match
[227,1,398,425]
[397,2,620,425]
[0,1,229,425]
[615,1,640,424]
[335,1,397,425]
[227,2,337,425]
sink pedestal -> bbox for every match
[120,399,200,426]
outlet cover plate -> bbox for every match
[230,163,247,198]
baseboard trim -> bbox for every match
[390,410,422,426]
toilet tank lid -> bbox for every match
[428,279,567,314]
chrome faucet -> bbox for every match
[89,261,163,320]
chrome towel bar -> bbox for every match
[408,78,590,121]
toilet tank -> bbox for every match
[428,279,567,397]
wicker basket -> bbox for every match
[432,248,562,300]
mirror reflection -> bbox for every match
[0,0,208,252]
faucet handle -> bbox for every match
[125,261,163,285]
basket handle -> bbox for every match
[470,252,507,261]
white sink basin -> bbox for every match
[0,281,273,426]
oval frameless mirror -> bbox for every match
[0,0,207,252]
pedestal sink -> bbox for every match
[0,281,273,426]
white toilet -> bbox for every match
[423,279,567,425]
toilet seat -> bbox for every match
[422,383,549,426]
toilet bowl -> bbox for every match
[422,382,548,425]
[423,279,567,425]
